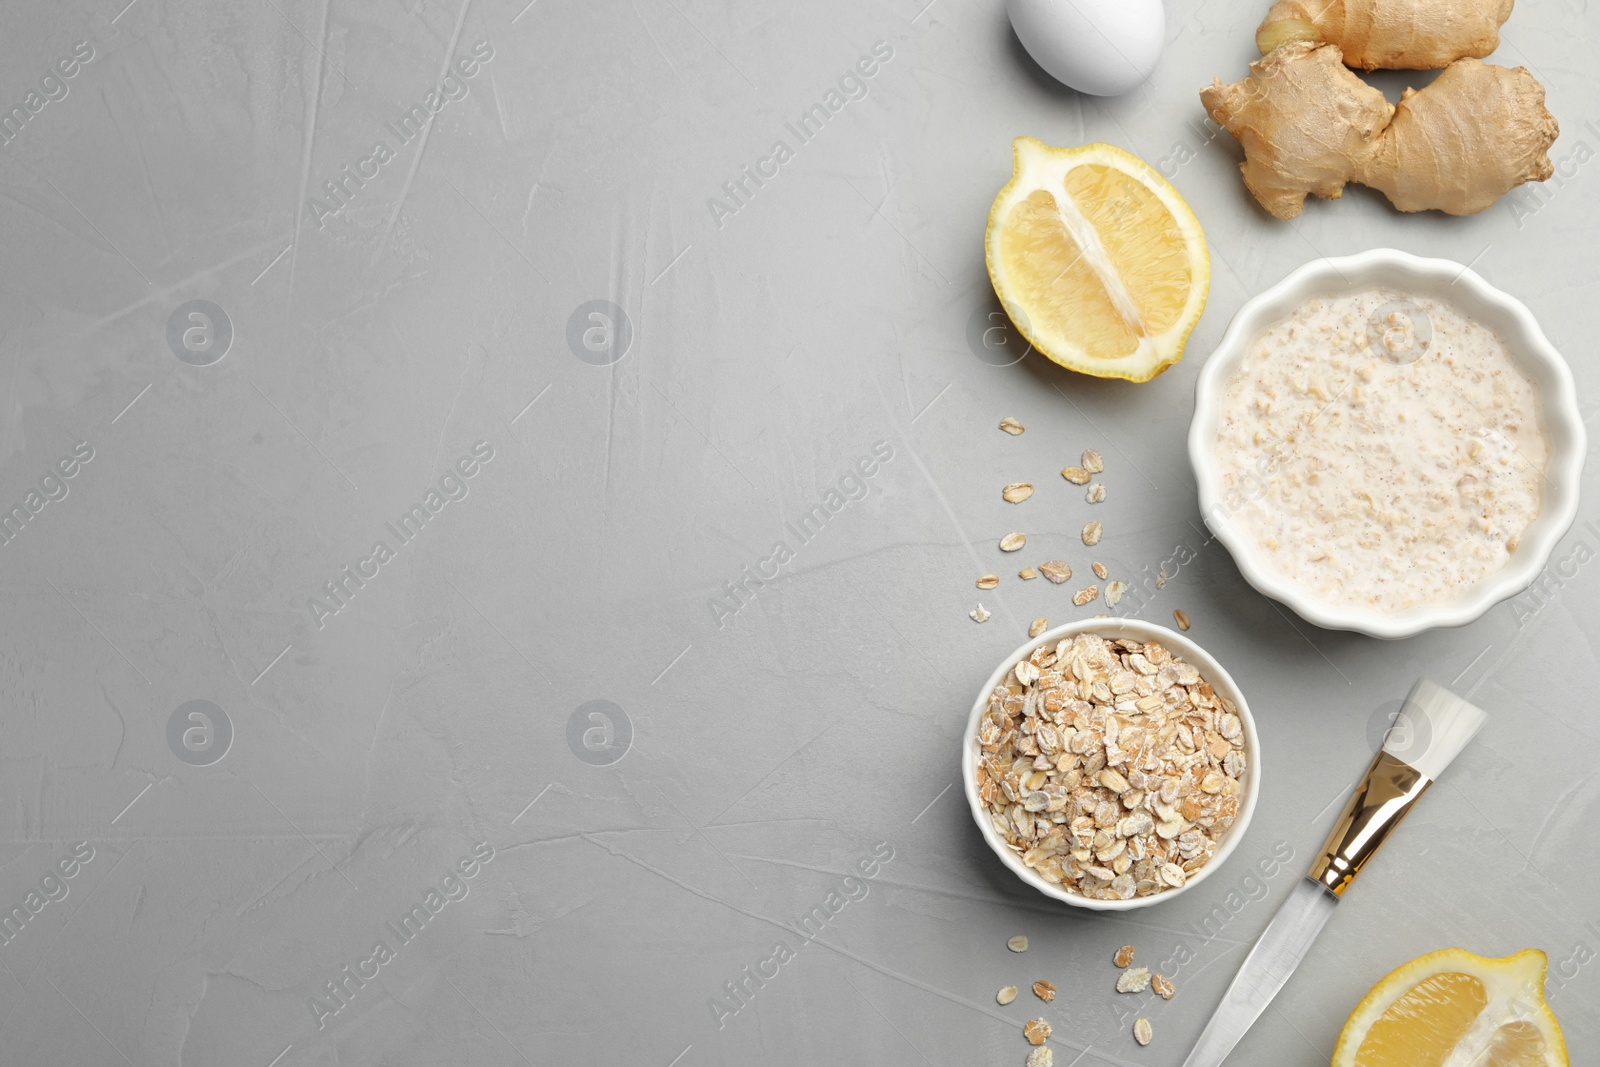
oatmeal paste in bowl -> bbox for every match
[1191,251,1585,638]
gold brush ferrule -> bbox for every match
[1307,751,1433,896]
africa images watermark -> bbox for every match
[1117,442,1301,615]
[0,440,95,550]
[0,842,96,948]
[566,300,632,367]
[708,440,895,629]
[1506,517,1600,628]
[167,699,234,767]
[1507,119,1600,230]
[1154,76,1276,180]
[0,40,96,149]
[566,699,632,767]
[307,842,495,1029]
[307,441,495,629]
[1107,839,1296,1028]
[307,41,495,230]
[166,299,233,366]
[1547,918,1600,1001]
[708,841,895,1029]
[706,41,895,230]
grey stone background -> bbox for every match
[0,0,1595,1064]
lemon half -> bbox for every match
[1333,948,1568,1067]
[984,139,1209,382]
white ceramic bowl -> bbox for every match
[1189,249,1586,640]
[962,618,1260,911]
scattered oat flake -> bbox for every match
[977,573,1000,589]
[1133,1018,1153,1046]
[1038,560,1071,584]
[1092,562,1108,580]
[1083,449,1104,474]
[970,603,991,623]
[1032,980,1056,1003]
[1082,522,1103,547]
[1000,417,1025,436]
[1018,567,1039,580]
[1086,482,1106,504]
[1029,617,1049,638]
[1003,482,1035,504]
[1027,1048,1053,1067]
[1104,579,1127,608]
[1008,935,1029,953]
[1117,967,1152,994]
[997,985,1018,1005]
[1000,532,1027,552]
[1151,973,1175,1000]
[1061,466,1090,485]
[1113,944,1136,968]
[1073,585,1099,606]
[1024,1018,1052,1046]
[1173,609,1191,631]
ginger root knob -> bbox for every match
[1257,0,1515,70]
[1255,13,1321,55]
[1358,60,1558,215]
[1201,43,1392,220]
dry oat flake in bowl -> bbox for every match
[975,632,1246,902]
[1214,286,1548,614]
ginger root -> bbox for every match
[1361,58,1558,213]
[1200,43,1392,220]
[1256,0,1514,69]
[1201,41,1556,218]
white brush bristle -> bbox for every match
[1383,678,1487,780]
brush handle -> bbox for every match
[1306,751,1432,896]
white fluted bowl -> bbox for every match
[1189,249,1585,640]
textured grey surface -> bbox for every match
[1,1,1596,1065]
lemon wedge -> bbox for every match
[984,138,1209,382]
[1333,948,1568,1067]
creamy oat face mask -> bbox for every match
[1212,286,1547,614]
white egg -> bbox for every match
[1006,0,1165,97]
